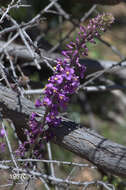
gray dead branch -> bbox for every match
[0,85,126,178]
[0,40,126,78]
[0,41,61,64]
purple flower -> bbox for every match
[49,75,63,85]
[54,64,64,73]
[62,50,72,58]
[46,112,56,123]
[78,64,86,79]
[58,93,69,109]
[0,143,5,152]
[80,25,86,33]
[29,120,38,130]
[43,97,52,106]
[66,44,73,49]
[53,117,61,126]
[51,104,59,115]
[30,112,38,121]
[16,142,27,157]
[45,83,58,96]
[35,99,42,107]
[73,50,78,57]
[63,67,74,81]
[46,112,61,126]
[46,83,54,89]
[54,75,63,84]
[76,37,80,44]
[0,128,5,137]
[63,75,80,94]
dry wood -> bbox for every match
[0,41,126,78]
[0,85,126,177]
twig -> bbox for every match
[0,164,115,189]
[1,122,18,169]
[79,58,126,88]
[47,142,58,190]
[0,159,96,168]
[40,177,51,190]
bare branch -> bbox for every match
[0,85,126,177]
[0,163,115,189]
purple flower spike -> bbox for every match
[25,13,114,159]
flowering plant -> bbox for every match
[16,13,114,158]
